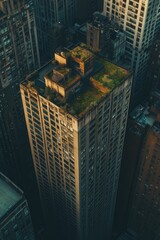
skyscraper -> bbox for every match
[20,44,132,240]
[34,0,77,62]
[0,172,35,240]
[0,0,40,185]
[103,0,160,104]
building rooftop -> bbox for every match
[70,45,94,61]
[23,45,130,118]
[92,57,128,92]
[0,173,22,219]
[130,104,155,128]
[88,11,109,28]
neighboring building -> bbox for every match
[67,23,87,45]
[114,97,160,240]
[127,100,160,240]
[0,0,40,185]
[87,12,110,53]
[34,0,77,62]
[20,44,132,240]
[87,12,126,63]
[103,0,160,104]
[0,172,35,240]
[113,104,153,236]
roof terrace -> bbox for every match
[22,45,130,118]
[70,45,94,62]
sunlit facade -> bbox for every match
[20,45,132,240]
[103,0,160,103]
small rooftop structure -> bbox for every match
[70,45,94,62]
[0,172,23,219]
[130,104,156,128]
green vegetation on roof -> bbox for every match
[71,46,93,61]
[93,58,128,91]
[68,85,105,116]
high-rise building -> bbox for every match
[20,44,132,240]
[34,0,77,62]
[0,0,40,185]
[103,0,160,104]
[0,172,35,240]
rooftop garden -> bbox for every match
[93,58,129,91]
[71,46,93,61]
[23,46,130,118]
[67,84,105,116]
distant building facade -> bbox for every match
[87,12,126,63]
[114,96,160,240]
[103,0,160,104]
[34,0,77,62]
[0,172,35,240]
[0,0,40,185]
[20,44,132,240]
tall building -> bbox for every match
[34,0,77,62]
[20,44,132,240]
[103,0,160,104]
[0,0,40,185]
[0,172,35,240]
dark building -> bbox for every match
[0,0,40,186]
[114,97,160,240]
[34,0,77,63]
[128,102,160,240]
[0,172,35,240]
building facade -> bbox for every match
[87,12,126,63]
[0,0,40,185]
[20,44,132,240]
[34,0,77,62]
[103,0,160,104]
[0,172,35,240]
